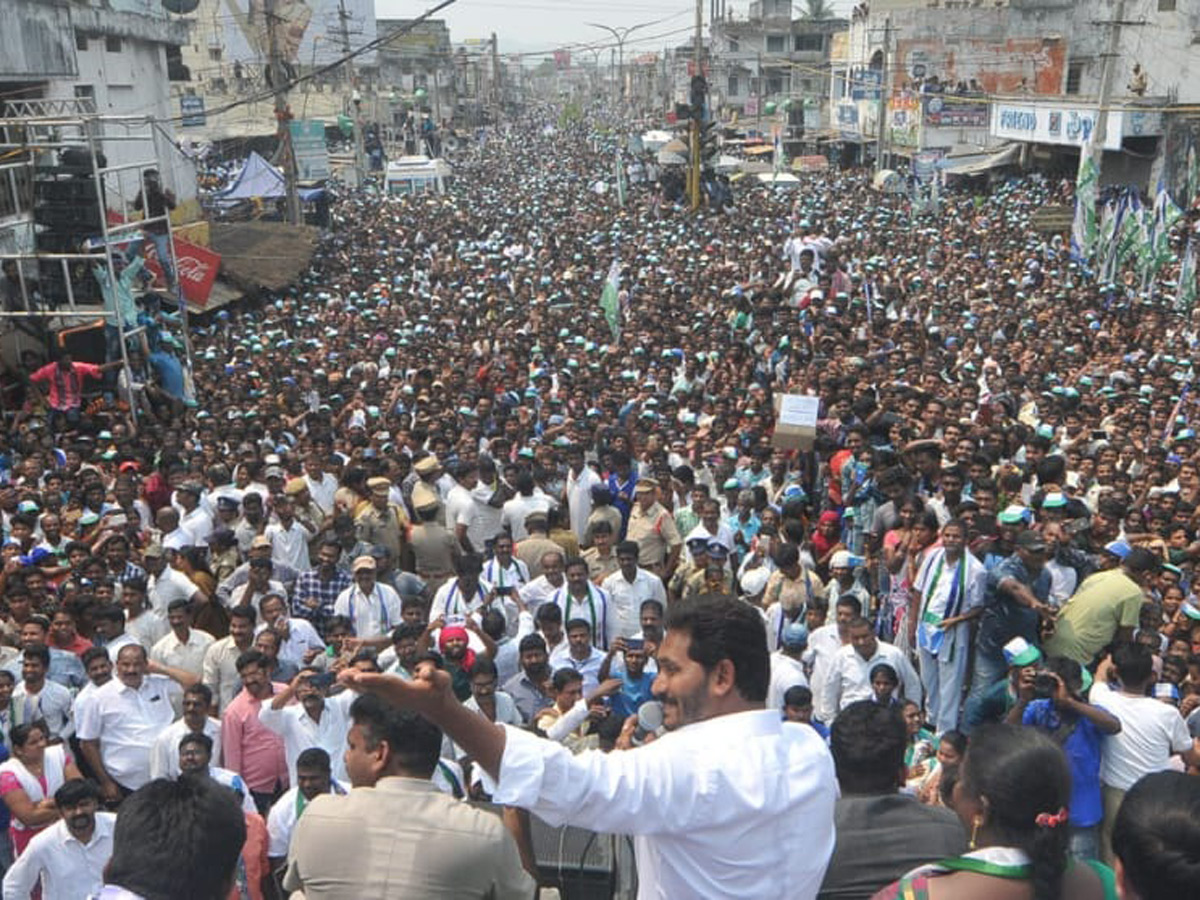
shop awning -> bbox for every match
[939,143,1020,175]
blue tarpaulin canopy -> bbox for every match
[211,152,324,205]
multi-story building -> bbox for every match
[376,18,454,125]
[0,0,192,255]
[830,0,1199,190]
[708,0,847,142]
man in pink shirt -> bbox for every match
[28,353,122,433]
[222,649,288,815]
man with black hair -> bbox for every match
[1,779,115,900]
[1046,546,1160,665]
[100,775,246,900]
[283,693,534,898]
[502,633,553,723]
[341,595,837,898]
[818,701,965,900]
[1090,643,1200,862]
[77,643,199,804]
[266,747,347,872]
[150,683,221,779]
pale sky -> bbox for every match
[376,0,854,57]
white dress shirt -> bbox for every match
[1,812,116,900]
[767,651,809,711]
[256,618,325,668]
[266,520,315,572]
[149,715,223,779]
[148,566,198,616]
[520,575,563,612]
[600,568,667,646]
[806,624,847,724]
[550,584,612,651]
[150,628,214,676]
[820,641,923,717]
[266,781,349,858]
[494,709,837,899]
[258,691,354,784]
[333,582,402,639]
[76,674,179,790]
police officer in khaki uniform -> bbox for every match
[356,477,411,572]
[624,478,682,577]
[669,537,710,603]
[408,482,459,594]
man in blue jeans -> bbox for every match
[967,530,1055,715]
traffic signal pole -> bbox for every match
[689,0,702,210]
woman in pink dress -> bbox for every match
[0,721,82,857]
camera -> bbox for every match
[1033,671,1058,700]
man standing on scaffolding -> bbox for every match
[28,352,123,434]
[132,170,177,291]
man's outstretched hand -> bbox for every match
[337,660,454,717]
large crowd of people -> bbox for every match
[0,104,1199,898]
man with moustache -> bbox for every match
[341,595,837,898]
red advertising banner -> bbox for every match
[143,236,220,308]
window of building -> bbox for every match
[1159,0,1176,11]
[767,76,783,94]
[1066,61,1084,95]
[794,34,823,53]
[105,36,122,53]
[208,47,222,61]
[74,85,95,102]
[75,31,88,52]
[728,38,739,53]
[766,35,786,53]
[728,74,739,96]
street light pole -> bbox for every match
[588,20,658,109]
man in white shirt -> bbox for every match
[175,482,213,546]
[482,534,530,591]
[177,731,257,814]
[565,447,602,542]
[521,550,567,612]
[550,558,612,651]
[150,600,214,716]
[257,593,325,669]
[340,594,838,899]
[333,556,403,648]
[601,541,667,648]
[266,747,348,869]
[77,644,199,804]
[259,669,354,784]
[767,622,810,711]
[808,597,858,725]
[1,779,115,900]
[303,455,339,516]
[12,644,74,740]
[202,605,258,713]
[150,683,222,779]
[1090,643,1200,861]
[444,462,481,552]
[142,543,206,617]
[821,618,922,719]
[265,493,316,573]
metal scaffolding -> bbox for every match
[0,110,194,428]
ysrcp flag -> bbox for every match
[1071,145,1098,262]
[600,260,621,342]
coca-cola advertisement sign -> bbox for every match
[142,237,221,308]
